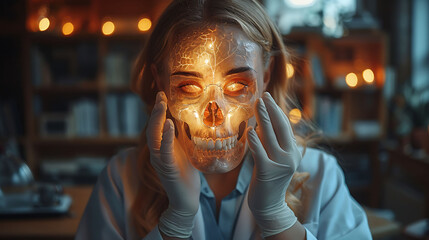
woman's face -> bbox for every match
[156,24,269,173]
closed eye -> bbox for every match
[224,81,248,96]
[178,82,203,95]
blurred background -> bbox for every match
[0,0,428,239]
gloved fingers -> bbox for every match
[171,127,199,182]
[151,119,178,178]
[246,127,271,174]
[248,126,296,180]
[147,91,167,153]
[262,92,296,152]
[254,98,280,159]
[160,119,175,157]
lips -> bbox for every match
[192,135,238,151]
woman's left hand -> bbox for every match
[246,92,302,238]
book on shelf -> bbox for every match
[105,93,147,137]
[40,156,107,184]
[123,94,141,137]
[71,99,99,137]
[31,47,51,86]
[314,95,343,137]
[50,45,79,84]
[31,43,98,86]
[40,113,73,137]
[40,98,99,137]
[76,43,98,81]
[105,94,121,137]
[310,53,325,87]
[104,52,132,87]
[353,120,381,139]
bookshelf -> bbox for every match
[1,1,386,205]
[23,34,147,180]
[285,30,387,206]
[5,0,156,183]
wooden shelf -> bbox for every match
[314,86,382,94]
[103,85,133,93]
[27,32,149,43]
[0,137,28,145]
[317,135,383,145]
[27,32,100,43]
[33,137,139,147]
[34,83,100,95]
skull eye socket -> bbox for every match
[224,80,248,96]
[178,81,203,96]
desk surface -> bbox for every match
[0,186,93,240]
[364,208,402,239]
[0,185,404,239]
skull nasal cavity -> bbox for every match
[203,101,224,127]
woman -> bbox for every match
[76,0,372,239]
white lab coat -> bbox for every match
[76,147,372,240]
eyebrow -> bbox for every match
[224,67,254,76]
[171,71,203,78]
[171,67,254,78]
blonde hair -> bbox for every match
[130,0,311,236]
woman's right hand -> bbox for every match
[147,91,200,239]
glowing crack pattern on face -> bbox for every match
[168,25,260,173]
[173,29,239,81]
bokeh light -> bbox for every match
[39,17,50,31]
[286,63,295,78]
[362,69,375,83]
[138,18,152,32]
[102,21,115,35]
[289,108,302,124]
[62,22,74,36]
[345,72,358,88]
[287,0,316,8]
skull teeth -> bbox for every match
[192,135,238,151]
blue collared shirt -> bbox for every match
[199,154,253,240]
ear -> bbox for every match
[151,64,163,91]
[263,56,274,91]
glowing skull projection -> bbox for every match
[166,25,264,173]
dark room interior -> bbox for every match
[0,0,428,239]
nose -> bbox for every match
[203,101,224,127]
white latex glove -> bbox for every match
[246,92,302,238]
[147,91,201,238]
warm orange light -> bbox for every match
[286,63,295,78]
[62,22,74,36]
[362,69,374,83]
[39,17,50,31]
[289,108,302,124]
[345,73,358,88]
[102,21,115,35]
[138,18,152,32]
